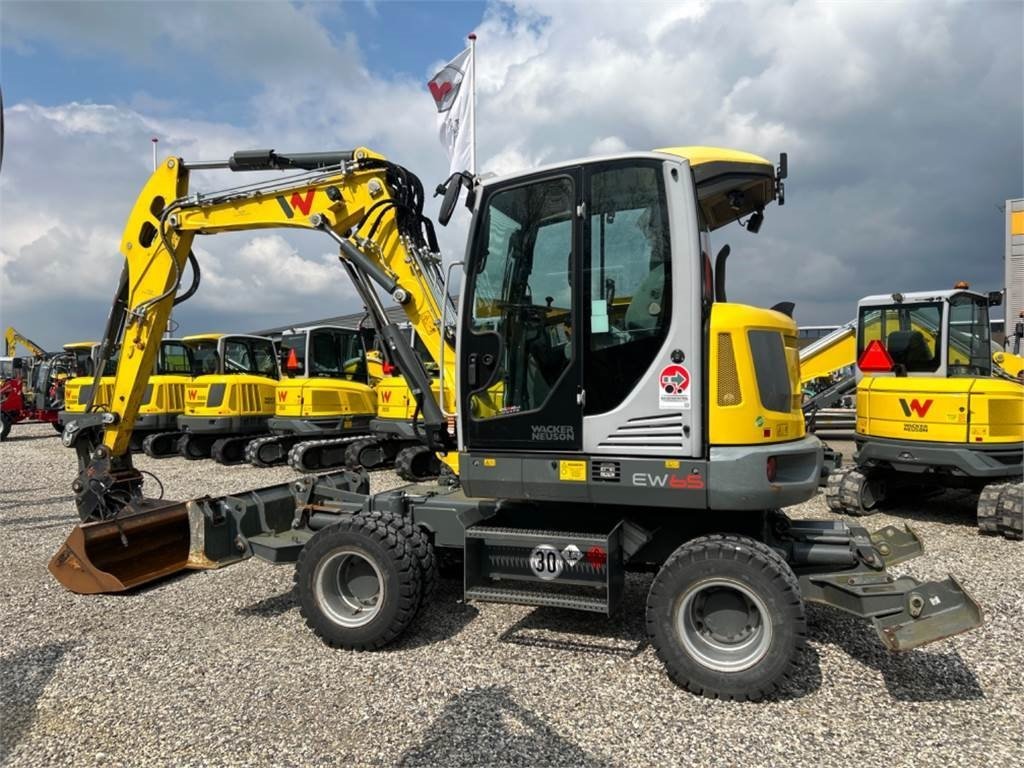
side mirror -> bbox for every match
[746,208,764,233]
[988,290,1003,307]
[436,172,474,226]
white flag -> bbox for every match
[428,47,474,176]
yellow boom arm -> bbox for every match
[4,326,47,358]
[82,148,456,462]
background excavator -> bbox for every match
[245,324,378,469]
[50,144,981,699]
[825,288,1023,538]
[344,325,449,480]
[1,326,67,439]
[175,333,279,463]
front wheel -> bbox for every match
[295,513,423,650]
[646,534,806,701]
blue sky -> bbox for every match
[1,1,1021,348]
[2,2,486,116]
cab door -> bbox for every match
[460,171,582,452]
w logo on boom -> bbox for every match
[898,398,933,418]
[275,190,316,219]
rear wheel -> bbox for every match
[646,534,806,701]
[52,422,63,434]
[295,513,423,650]
[825,466,884,516]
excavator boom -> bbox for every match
[53,147,455,592]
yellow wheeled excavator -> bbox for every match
[175,333,279,463]
[244,325,378,469]
[52,145,981,700]
[826,288,1023,538]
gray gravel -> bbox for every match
[1,423,1022,767]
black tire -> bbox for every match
[824,466,882,516]
[295,513,423,650]
[363,509,438,603]
[0,412,12,441]
[52,422,63,434]
[646,534,806,701]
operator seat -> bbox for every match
[887,330,933,372]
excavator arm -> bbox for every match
[64,147,457,522]
[4,326,47,358]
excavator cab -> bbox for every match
[244,326,377,469]
[176,334,279,463]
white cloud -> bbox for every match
[0,0,1021,347]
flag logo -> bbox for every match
[428,53,467,113]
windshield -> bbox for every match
[191,341,221,375]
[157,341,195,375]
[947,294,992,377]
[223,338,279,377]
[280,334,306,377]
[858,303,941,373]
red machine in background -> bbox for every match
[1,327,69,440]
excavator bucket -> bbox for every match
[49,470,368,594]
[48,501,191,594]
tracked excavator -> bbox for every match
[175,333,279,463]
[245,325,377,469]
[52,145,982,699]
[344,326,449,480]
[826,288,1023,538]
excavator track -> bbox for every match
[394,444,441,482]
[286,435,369,473]
[977,482,1024,541]
[212,434,266,466]
[343,437,403,471]
[177,433,216,461]
[245,434,299,468]
[142,431,185,459]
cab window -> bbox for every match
[858,304,941,373]
[947,294,992,377]
[585,163,671,414]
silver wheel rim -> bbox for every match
[314,548,385,628]
[675,578,773,672]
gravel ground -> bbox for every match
[1,423,1022,767]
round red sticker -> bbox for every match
[659,365,690,394]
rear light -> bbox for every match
[382,362,396,375]
[858,340,894,372]
[766,456,778,483]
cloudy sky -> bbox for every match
[1,0,1021,349]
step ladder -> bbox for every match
[464,523,624,614]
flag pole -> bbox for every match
[468,32,477,176]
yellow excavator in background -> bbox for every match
[51,145,982,700]
[4,326,47,358]
[826,288,1023,538]
[244,324,378,469]
[175,333,279,463]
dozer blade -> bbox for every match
[873,575,984,652]
[48,500,191,594]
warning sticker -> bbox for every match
[561,544,583,567]
[559,460,587,482]
[658,364,691,410]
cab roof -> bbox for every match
[63,341,97,350]
[481,145,778,232]
[859,289,985,308]
[182,333,224,342]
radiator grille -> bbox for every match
[717,333,742,406]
